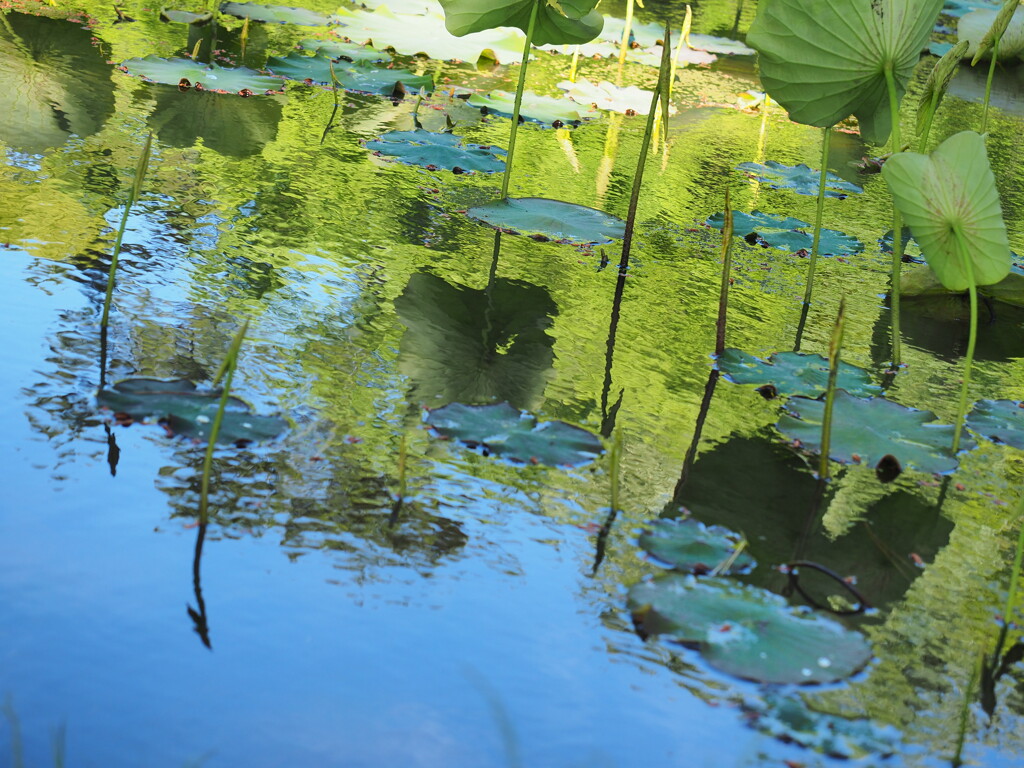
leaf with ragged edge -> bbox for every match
[639,519,755,574]
[265,53,434,94]
[299,39,391,64]
[718,349,880,398]
[966,400,1024,448]
[777,391,969,474]
[746,0,945,143]
[440,0,604,46]
[917,40,970,134]
[628,575,872,684]
[882,131,1012,291]
[366,130,506,172]
[122,55,283,93]
[467,198,625,244]
[468,89,596,124]
[706,211,863,257]
[219,1,333,25]
[424,402,603,466]
[97,378,287,445]
[735,161,863,198]
[961,5,1024,62]
[556,77,673,115]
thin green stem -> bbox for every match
[819,297,846,481]
[498,0,540,200]
[1003,495,1024,629]
[618,0,635,67]
[884,64,904,366]
[981,37,999,134]
[801,125,832,307]
[951,226,978,454]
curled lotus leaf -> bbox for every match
[439,0,604,46]
[628,575,872,684]
[467,198,626,244]
[366,130,506,172]
[735,161,864,198]
[219,1,334,25]
[556,77,675,115]
[97,378,287,445]
[958,6,1024,60]
[777,391,970,474]
[121,55,283,94]
[265,52,433,94]
[639,518,755,574]
[299,38,391,64]
[966,400,1024,448]
[707,210,863,257]
[718,349,880,398]
[468,89,597,125]
[425,402,603,467]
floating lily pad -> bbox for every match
[424,402,603,467]
[707,210,863,257]
[735,161,863,198]
[777,391,969,474]
[122,55,283,93]
[688,33,756,56]
[556,77,673,115]
[468,89,596,125]
[366,130,505,172]
[299,38,391,64]
[742,693,900,759]
[265,52,433,94]
[718,349,880,398]
[160,8,214,24]
[467,198,625,244]
[966,400,1024,448]
[638,519,755,574]
[219,1,333,25]
[97,378,287,445]
[628,575,872,684]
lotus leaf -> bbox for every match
[265,53,433,94]
[777,391,968,474]
[299,38,391,64]
[627,575,872,684]
[598,16,752,54]
[638,519,755,574]
[718,349,880,398]
[747,0,945,143]
[366,130,506,172]
[706,211,863,257]
[735,161,864,198]
[97,378,287,445]
[148,87,284,157]
[160,9,214,24]
[883,131,1012,291]
[219,1,333,25]
[468,89,596,124]
[556,78,673,115]
[959,6,1024,60]
[439,0,604,46]
[467,198,626,244]
[966,399,1024,448]
[628,44,716,68]
[687,33,756,56]
[122,55,283,94]
[742,693,900,759]
[424,402,603,466]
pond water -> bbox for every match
[1,0,1023,766]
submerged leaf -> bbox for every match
[425,401,603,466]
[628,575,872,684]
[468,89,596,124]
[707,211,863,257]
[219,1,333,25]
[121,55,283,94]
[735,161,863,198]
[366,130,506,172]
[639,519,755,574]
[966,399,1024,448]
[439,0,604,46]
[718,349,880,398]
[467,197,625,244]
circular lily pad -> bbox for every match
[366,130,506,172]
[717,349,880,398]
[706,210,863,257]
[424,402,603,467]
[627,575,872,684]
[467,198,625,244]
[265,52,433,94]
[299,38,391,64]
[121,55,283,94]
[735,161,863,198]
[467,89,596,125]
[219,1,333,25]
[967,399,1024,449]
[638,519,755,574]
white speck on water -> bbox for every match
[196,415,210,424]
[801,668,812,677]
[818,657,832,668]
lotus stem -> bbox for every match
[668,4,692,102]
[498,0,540,200]
[801,125,832,307]
[819,296,846,481]
[716,187,733,356]
[568,45,580,83]
[618,0,635,68]
[981,36,999,134]
[884,64,904,367]
[918,88,941,153]
[951,227,978,454]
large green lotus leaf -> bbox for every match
[366,130,506,172]
[299,38,391,63]
[440,0,604,46]
[638,519,755,574]
[718,349,880,398]
[706,211,863,257]
[264,53,433,94]
[746,0,944,143]
[97,378,287,445]
[425,402,603,466]
[555,77,674,115]
[966,399,1024,448]
[735,161,863,198]
[467,198,625,244]
[219,1,333,25]
[122,55,283,93]
[777,391,968,474]
[333,5,527,63]
[468,89,596,124]
[628,575,872,684]
[882,131,1012,291]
